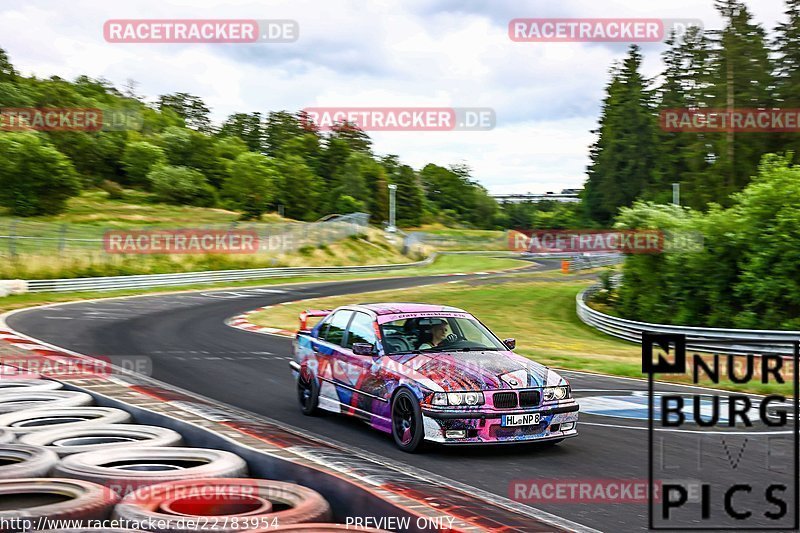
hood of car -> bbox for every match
[389,350,566,391]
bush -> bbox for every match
[120,141,166,187]
[0,132,80,216]
[146,165,216,207]
[99,180,125,199]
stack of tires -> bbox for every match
[0,378,388,532]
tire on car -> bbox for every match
[20,424,184,456]
[114,478,331,533]
[0,379,62,392]
[53,447,248,497]
[0,444,59,478]
[297,367,319,416]
[0,407,133,436]
[0,478,119,531]
[390,388,425,453]
[0,390,94,414]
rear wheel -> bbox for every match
[391,389,424,453]
[297,370,319,416]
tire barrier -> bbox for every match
[0,478,119,531]
[114,478,331,533]
[0,390,94,414]
[0,407,132,436]
[20,424,184,456]
[54,447,248,496]
[0,379,62,392]
[0,444,58,479]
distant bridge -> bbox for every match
[491,190,581,204]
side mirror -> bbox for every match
[352,343,375,356]
[503,338,516,350]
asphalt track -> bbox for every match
[6,259,796,532]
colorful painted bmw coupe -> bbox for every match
[290,303,578,452]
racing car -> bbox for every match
[290,303,578,452]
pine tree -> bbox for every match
[773,0,800,160]
[584,46,658,225]
[706,0,774,200]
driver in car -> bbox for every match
[418,319,457,350]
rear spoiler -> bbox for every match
[299,309,332,332]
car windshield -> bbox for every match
[379,316,506,355]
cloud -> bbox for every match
[0,0,788,192]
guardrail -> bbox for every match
[569,253,624,271]
[577,284,800,356]
[22,254,437,293]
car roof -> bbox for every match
[351,302,469,316]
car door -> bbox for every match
[312,309,353,412]
[340,311,389,421]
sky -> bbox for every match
[0,0,788,193]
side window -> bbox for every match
[319,310,353,346]
[345,312,376,349]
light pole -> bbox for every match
[387,184,397,233]
[672,183,680,206]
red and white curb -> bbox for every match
[226,306,295,337]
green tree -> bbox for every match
[706,0,774,199]
[584,46,658,224]
[157,92,211,132]
[219,112,263,152]
[264,111,308,156]
[120,141,166,187]
[147,165,216,207]
[773,0,800,160]
[389,161,424,226]
[0,132,80,216]
[223,152,277,219]
[274,155,324,221]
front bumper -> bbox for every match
[421,401,579,444]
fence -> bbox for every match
[0,213,370,259]
[577,284,800,356]
[406,230,509,251]
[22,254,437,293]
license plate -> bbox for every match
[502,413,540,427]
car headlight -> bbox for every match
[429,392,485,406]
[543,386,570,401]
[464,392,482,406]
[431,392,448,406]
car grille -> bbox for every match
[493,392,518,409]
[519,390,540,407]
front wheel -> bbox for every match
[297,370,319,416]
[391,389,425,452]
